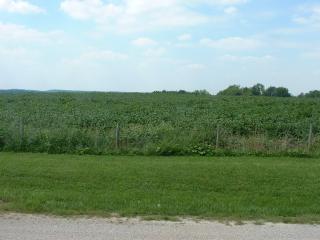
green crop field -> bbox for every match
[0,92,320,156]
[1,153,320,223]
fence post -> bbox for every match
[115,123,120,149]
[19,117,24,149]
[283,134,288,151]
[216,125,220,149]
[307,123,313,152]
[94,128,99,149]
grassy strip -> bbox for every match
[1,153,320,223]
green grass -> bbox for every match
[1,152,320,223]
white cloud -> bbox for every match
[293,5,320,27]
[224,6,237,14]
[132,37,158,47]
[0,22,62,43]
[178,34,192,41]
[0,0,44,14]
[220,54,273,62]
[81,50,128,61]
[63,49,128,66]
[60,0,248,32]
[60,0,120,21]
[210,0,247,4]
[189,0,247,5]
[200,37,261,51]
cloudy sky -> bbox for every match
[0,0,320,94]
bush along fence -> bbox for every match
[0,118,319,157]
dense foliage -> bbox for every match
[300,90,320,98]
[217,84,291,97]
[0,92,320,156]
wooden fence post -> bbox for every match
[115,123,120,149]
[283,134,288,151]
[216,125,220,149]
[19,117,24,148]
[94,128,99,149]
[307,123,313,152]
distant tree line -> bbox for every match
[154,84,320,98]
[153,90,211,95]
[217,84,291,97]
[299,90,320,98]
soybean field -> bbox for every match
[0,91,320,156]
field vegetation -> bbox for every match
[0,87,320,156]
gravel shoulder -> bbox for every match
[1,214,320,240]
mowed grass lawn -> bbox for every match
[1,153,320,223]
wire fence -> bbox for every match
[0,118,319,156]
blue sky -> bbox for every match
[0,0,320,94]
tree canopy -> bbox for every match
[302,90,320,98]
[218,84,291,97]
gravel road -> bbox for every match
[1,214,320,240]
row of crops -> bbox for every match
[0,92,320,156]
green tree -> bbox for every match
[193,90,211,95]
[264,87,291,97]
[217,85,243,96]
[242,87,253,96]
[275,87,291,97]
[304,90,320,98]
[264,87,277,96]
[251,83,265,96]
